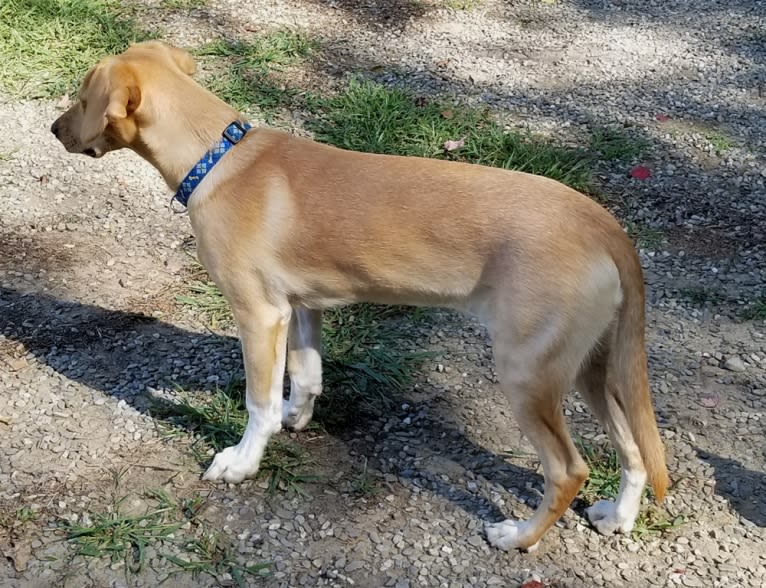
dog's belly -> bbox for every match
[284,269,485,310]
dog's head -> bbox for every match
[50,41,196,158]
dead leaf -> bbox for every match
[655,113,671,122]
[629,165,651,180]
[1,538,32,572]
[415,96,428,107]
[520,580,545,588]
[441,109,454,119]
[443,137,465,151]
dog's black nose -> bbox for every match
[50,120,60,138]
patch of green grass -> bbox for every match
[65,498,182,574]
[624,221,664,250]
[321,305,428,406]
[175,279,232,329]
[578,440,621,502]
[631,505,687,539]
[195,31,316,114]
[162,531,270,585]
[153,382,320,495]
[156,384,246,454]
[678,286,727,307]
[0,0,150,98]
[740,295,766,321]
[66,488,269,585]
[15,507,37,524]
[590,126,650,162]
[705,131,733,153]
[161,0,206,9]
[0,504,38,530]
[444,0,482,9]
[578,441,686,538]
[180,494,207,522]
[350,459,382,497]
[308,79,593,192]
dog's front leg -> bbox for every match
[203,301,290,484]
[283,308,323,430]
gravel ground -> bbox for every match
[1,1,765,586]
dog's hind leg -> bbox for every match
[204,295,291,483]
[576,348,647,535]
[485,346,589,551]
[284,308,323,430]
[485,257,622,550]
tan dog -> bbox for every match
[51,41,669,551]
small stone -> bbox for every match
[681,574,704,587]
[345,560,365,572]
[467,535,484,548]
[723,357,746,372]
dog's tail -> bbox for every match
[609,246,669,502]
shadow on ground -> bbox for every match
[0,286,540,523]
[305,0,430,28]
[696,448,766,528]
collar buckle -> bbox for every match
[221,120,248,145]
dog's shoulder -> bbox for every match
[241,126,346,165]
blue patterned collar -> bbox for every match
[173,120,252,207]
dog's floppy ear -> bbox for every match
[165,45,197,76]
[124,41,197,77]
[80,64,141,144]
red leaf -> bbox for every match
[520,581,545,588]
[630,166,651,180]
[655,113,671,122]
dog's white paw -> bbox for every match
[485,519,538,552]
[281,397,316,431]
[203,445,260,484]
[586,499,636,535]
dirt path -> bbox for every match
[1,1,764,587]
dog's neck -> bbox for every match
[133,88,242,191]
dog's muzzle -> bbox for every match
[50,120,101,157]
